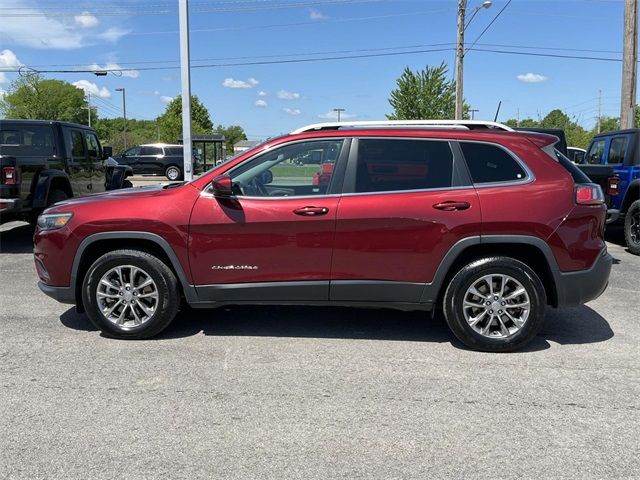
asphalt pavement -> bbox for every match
[0,221,638,479]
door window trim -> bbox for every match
[205,137,351,199]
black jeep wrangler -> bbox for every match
[0,120,132,224]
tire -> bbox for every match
[82,249,180,339]
[165,165,182,181]
[624,199,640,255]
[443,257,546,352]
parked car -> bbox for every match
[34,120,612,352]
[0,119,132,224]
[578,128,640,254]
[567,147,586,163]
[112,143,203,181]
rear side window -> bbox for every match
[586,139,606,165]
[355,139,453,193]
[140,146,162,155]
[165,147,183,155]
[0,126,55,157]
[608,136,628,164]
[460,142,527,184]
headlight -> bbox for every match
[37,213,73,230]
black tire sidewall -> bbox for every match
[82,250,179,339]
[624,200,640,255]
[444,258,546,352]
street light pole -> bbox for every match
[179,0,194,181]
[115,87,127,150]
[455,0,492,120]
[333,108,345,122]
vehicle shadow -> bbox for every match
[59,303,613,352]
[0,222,34,254]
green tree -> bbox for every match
[387,62,468,120]
[597,116,620,133]
[0,73,89,124]
[94,117,160,154]
[215,124,247,153]
[157,95,213,143]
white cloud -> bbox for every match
[222,77,259,89]
[258,90,267,97]
[516,72,548,83]
[277,90,301,100]
[318,110,357,120]
[309,8,329,20]
[73,80,111,99]
[0,1,128,49]
[255,99,268,108]
[0,49,23,84]
[160,96,174,104]
[282,108,301,116]
[88,63,140,78]
[74,11,99,28]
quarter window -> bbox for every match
[230,140,344,197]
[0,126,55,157]
[586,139,606,165]
[460,142,527,184]
[608,137,628,164]
[354,139,453,193]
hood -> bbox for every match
[46,183,186,211]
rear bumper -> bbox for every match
[555,250,612,306]
[38,281,75,305]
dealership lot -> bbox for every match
[1,221,638,479]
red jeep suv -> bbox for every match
[34,120,612,352]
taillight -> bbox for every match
[606,176,620,196]
[575,184,605,205]
[2,167,17,185]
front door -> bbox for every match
[84,130,106,193]
[189,138,349,302]
[138,145,164,174]
[64,128,92,197]
[330,137,481,303]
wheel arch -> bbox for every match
[32,170,74,209]
[71,232,197,312]
[621,179,640,214]
[421,235,560,308]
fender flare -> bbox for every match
[621,179,640,213]
[31,170,73,209]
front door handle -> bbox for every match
[293,206,329,216]
[432,201,471,211]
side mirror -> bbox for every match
[211,174,233,197]
[102,146,113,159]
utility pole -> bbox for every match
[179,0,193,181]
[597,89,602,134]
[455,0,466,120]
[84,93,91,127]
[621,0,638,129]
[115,88,127,150]
[333,108,345,122]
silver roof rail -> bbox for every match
[290,119,515,134]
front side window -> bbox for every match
[0,126,55,157]
[69,130,85,158]
[355,139,454,193]
[586,139,606,165]
[230,140,344,197]
[460,142,527,184]
[85,132,101,161]
[608,137,628,164]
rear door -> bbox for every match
[330,137,481,303]
[138,146,164,174]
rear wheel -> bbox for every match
[165,165,182,181]
[82,249,180,339]
[624,199,640,255]
[443,257,546,352]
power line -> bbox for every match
[465,0,513,55]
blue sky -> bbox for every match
[0,0,631,139]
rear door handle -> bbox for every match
[432,201,471,211]
[293,206,329,216]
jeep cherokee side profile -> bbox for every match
[34,120,612,352]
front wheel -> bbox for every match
[165,165,182,181]
[82,249,180,339]
[443,257,546,352]
[624,199,640,255]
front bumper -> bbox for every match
[38,281,76,305]
[555,250,613,306]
